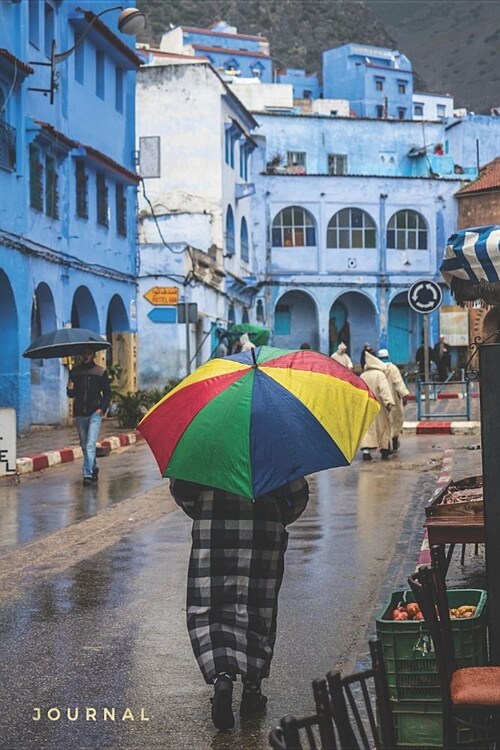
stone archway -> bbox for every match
[274,290,318,350]
[105,294,134,393]
[71,286,100,331]
[0,270,19,411]
[30,283,58,424]
[330,292,377,366]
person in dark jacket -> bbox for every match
[67,347,111,486]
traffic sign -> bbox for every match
[407,279,443,314]
[147,307,177,324]
[144,286,179,306]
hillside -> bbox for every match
[137,0,396,74]
[365,0,500,112]
[137,0,500,112]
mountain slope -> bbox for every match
[138,0,500,111]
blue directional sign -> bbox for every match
[407,279,443,314]
[147,307,177,324]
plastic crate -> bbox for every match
[376,589,487,702]
[392,700,481,749]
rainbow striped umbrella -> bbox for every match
[137,346,379,499]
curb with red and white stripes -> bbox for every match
[403,421,480,435]
[416,448,454,568]
[15,431,144,475]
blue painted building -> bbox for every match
[250,112,466,365]
[275,68,321,100]
[0,1,140,432]
[159,22,273,82]
[323,43,413,120]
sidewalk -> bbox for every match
[14,417,143,475]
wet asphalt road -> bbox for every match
[0,435,475,750]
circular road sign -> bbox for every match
[407,279,443,314]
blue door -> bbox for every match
[388,305,410,364]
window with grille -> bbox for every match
[327,208,376,249]
[96,172,108,227]
[29,145,43,211]
[387,210,427,250]
[398,82,407,94]
[45,155,59,219]
[376,105,384,118]
[75,159,88,219]
[116,183,127,236]
[0,115,16,172]
[96,50,105,99]
[375,78,384,91]
[240,217,249,262]
[115,67,124,113]
[272,206,316,247]
[225,205,235,255]
[414,104,424,117]
[287,151,306,173]
[398,108,406,120]
[328,154,347,175]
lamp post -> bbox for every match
[29,5,146,104]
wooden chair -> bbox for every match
[269,640,395,750]
[268,679,338,750]
[408,564,500,750]
[326,639,396,750]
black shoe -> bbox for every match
[240,689,268,717]
[83,477,92,487]
[91,467,99,483]
[211,675,234,731]
[392,437,400,452]
[362,452,373,461]
[381,449,391,460]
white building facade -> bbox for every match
[136,60,259,386]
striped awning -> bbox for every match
[440,226,500,305]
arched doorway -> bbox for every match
[0,270,19,410]
[30,283,58,424]
[106,294,133,392]
[329,292,377,365]
[71,286,100,331]
[274,291,318,350]
[388,292,417,366]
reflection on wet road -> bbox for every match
[0,436,461,749]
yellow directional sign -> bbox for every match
[144,286,179,306]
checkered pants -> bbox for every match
[185,490,289,684]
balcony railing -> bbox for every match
[0,117,16,172]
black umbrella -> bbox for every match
[23,328,112,359]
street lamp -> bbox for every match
[29,5,146,103]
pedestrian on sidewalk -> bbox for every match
[66,347,111,486]
[359,351,395,461]
[377,348,409,452]
[170,476,309,731]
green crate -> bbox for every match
[392,700,480,749]
[376,589,487,702]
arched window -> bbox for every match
[225,205,235,256]
[327,208,376,249]
[387,210,428,250]
[272,206,316,247]
[240,217,249,262]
